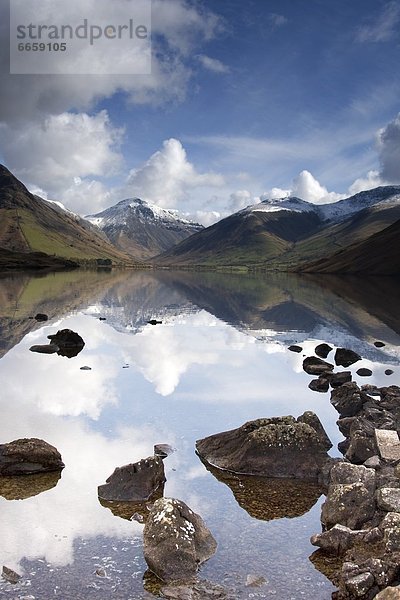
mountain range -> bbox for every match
[1,163,399,274]
[86,198,203,261]
[155,187,400,273]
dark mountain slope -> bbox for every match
[301,219,400,275]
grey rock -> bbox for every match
[2,565,21,584]
[364,456,381,469]
[345,429,378,464]
[308,377,329,393]
[361,385,381,396]
[385,370,394,376]
[375,586,400,599]
[80,366,92,371]
[331,382,364,418]
[143,498,217,583]
[288,345,302,353]
[98,456,165,501]
[335,348,362,368]
[328,371,352,388]
[310,524,366,555]
[321,482,375,530]
[196,412,332,482]
[380,513,400,530]
[0,438,64,476]
[377,487,400,512]
[344,572,374,597]
[303,356,334,376]
[384,526,400,552]
[374,341,386,348]
[315,343,333,359]
[330,462,376,494]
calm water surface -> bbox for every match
[0,270,399,600]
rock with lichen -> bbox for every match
[143,497,217,583]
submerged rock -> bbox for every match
[143,497,217,583]
[196,412,332,482]
[0,438,64,476]
[334,348,362,368]
[47,329,85,358]
[0,470,61,500]
[98,456,165,502]
[199,461,324,521]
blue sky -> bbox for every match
[1,0,400,223]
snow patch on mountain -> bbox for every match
[86,198,202,230]
[243,186,400,223]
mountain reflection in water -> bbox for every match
[0,269,399,599]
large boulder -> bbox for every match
[321,482,375,530]
[195,412,332,482]
[330,382,365,418]
[143,498,217,583]
[0,438,64,476]
[98,456,165,502]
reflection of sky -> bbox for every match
[0,272,399,598]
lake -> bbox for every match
[0,269,399,599]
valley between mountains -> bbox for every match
[1,163,399,274]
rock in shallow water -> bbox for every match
[98,456,165,502]
[0,438,64,476]
[196,412,332,482]
[47,329,85,358]
[143,497,217,584]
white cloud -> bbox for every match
[357,1,400,43]
[126,138,225,208]
[348,170,382,195]
[197,54,231,74]
[228,190,253,212]
[0,0,223,122]
[269,13,288,28]
[1,110,123,196]
[262,170,344,205]
[377,112,400,183]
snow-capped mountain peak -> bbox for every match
[85,198,203,261]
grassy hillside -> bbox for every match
[301,219,400,274]
[0,165,136,266]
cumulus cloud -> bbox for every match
[262,170,344,205]
[357,1,400,43]
[348,170,382,195]
[196,54,230,73]
[0,0,223,122]
[126,138,225,208]
[377,113,400,183]
[228,190,253,212]
[1,110,123,191]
